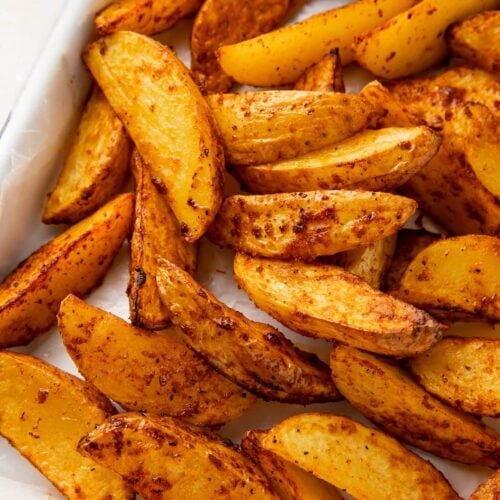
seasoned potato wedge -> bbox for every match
[330,344,500,467]
[409,337,500,417]
[260,413,459,500]
[206,91,381,166]
[0,351,132,499]
[43,86,131,224]
[294,49,345,93]
[128,150,197,329]
[234,254,442,357]
[58,295,255,426]
[84,31,224,242]
[156,259,339,403]
[236,127,441,194]
[79,413,278,499]
[0,193,133,348]
[470,469,500,500]
[208,191,416,260]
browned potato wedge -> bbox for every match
[58,295,256,426]
[294,49,345,93]
[84,31,224,242]
[409,337,500,417]
[79,413,278,499]
[43,86,131,224]
[470,469,500,500]
[234,254,442,357]
[0,193,133,348]
[260,413,459,500]
[206,91,381,166]
[156,259,339,403]
[330,344,500,467]
[208,191,416,260]
[128,150,197,329]
[0,351,132,499]
[236,127,441,194]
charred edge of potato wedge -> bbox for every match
[294,49,345,93]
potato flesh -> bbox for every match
[469,469,500,500]
[294,50,345,93]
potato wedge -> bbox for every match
[128,150,197,329]
[156,259,339,403]
[217,0,420,86]
[208,191,416,260]
[0,351,132,499]
[260,413,459,500]
[330,344,500,467]
[43,86,131,224]
[79,413,278,499]
[294,49,345,93]
[59,295,256,426]
[234,254,442,357]
[409,337,500,417]
[84,31,224,242]
[235,127,441,194]
[206,91,381,166]
[0,193,133,348]
[470,469,500,500]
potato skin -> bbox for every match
[294,49,345,93]
[469,469,500,500]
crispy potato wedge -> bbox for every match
[216,0,420,86]
[0,351,132,499]
[409,337,500,417]
[242,430,342,500]
[236,127,441,194]
[470,469,500,500]
[0,193,133,348]
[156,259,339,403]
[330,344,500,467]
[260,413,459,500]
[128,150,197,329]
[206,91,381,166]
[294,49,345,93]
[234,254,442,357]
[79,413,278,499]
[59,295,255,426]
[95,0,203,36]
[84,31,224,242]
[191,0,290,93]
[43,86,131,224]
[208,191,416,260]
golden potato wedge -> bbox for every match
[234,254,442,357]
[206,91,381,166]
[260,413,459,500]
[216,0,420,86]
[208,191,416,260]
[0,193,133,348]
[470,469,500,500]
[156,259,339,403]
[58,295,256,426]
[409,337,500,417]
[95,0,203,36]
[0,351,132,499]
[84,31,224,242]
[191,0,290,93]
[43,86,131,224]
[294,49,345,93]
[330,344,500,467]
[128,150,197,329]
[79,413,278,499]
[242,430,342,500]
[236,127,441,194]
[353,0,499,79]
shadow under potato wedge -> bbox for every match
[294,49,345,93]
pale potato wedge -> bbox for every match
[236,127,441,194]
[128,150,197,329]
[234,254,442,357]
[0,193,133,348]
[0,351,132,499]
[43,86,131,224]
[260,413,459,500]
[84,31,224,242]
[208,191,416,260]
[409,337,500,417]
[58,295,256,426]
[294,49,345,93]
[79,413,278,499]
[470,469,500,500]
[330,344,500,467]
[206,91,381,166]
[156,259,339,404]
